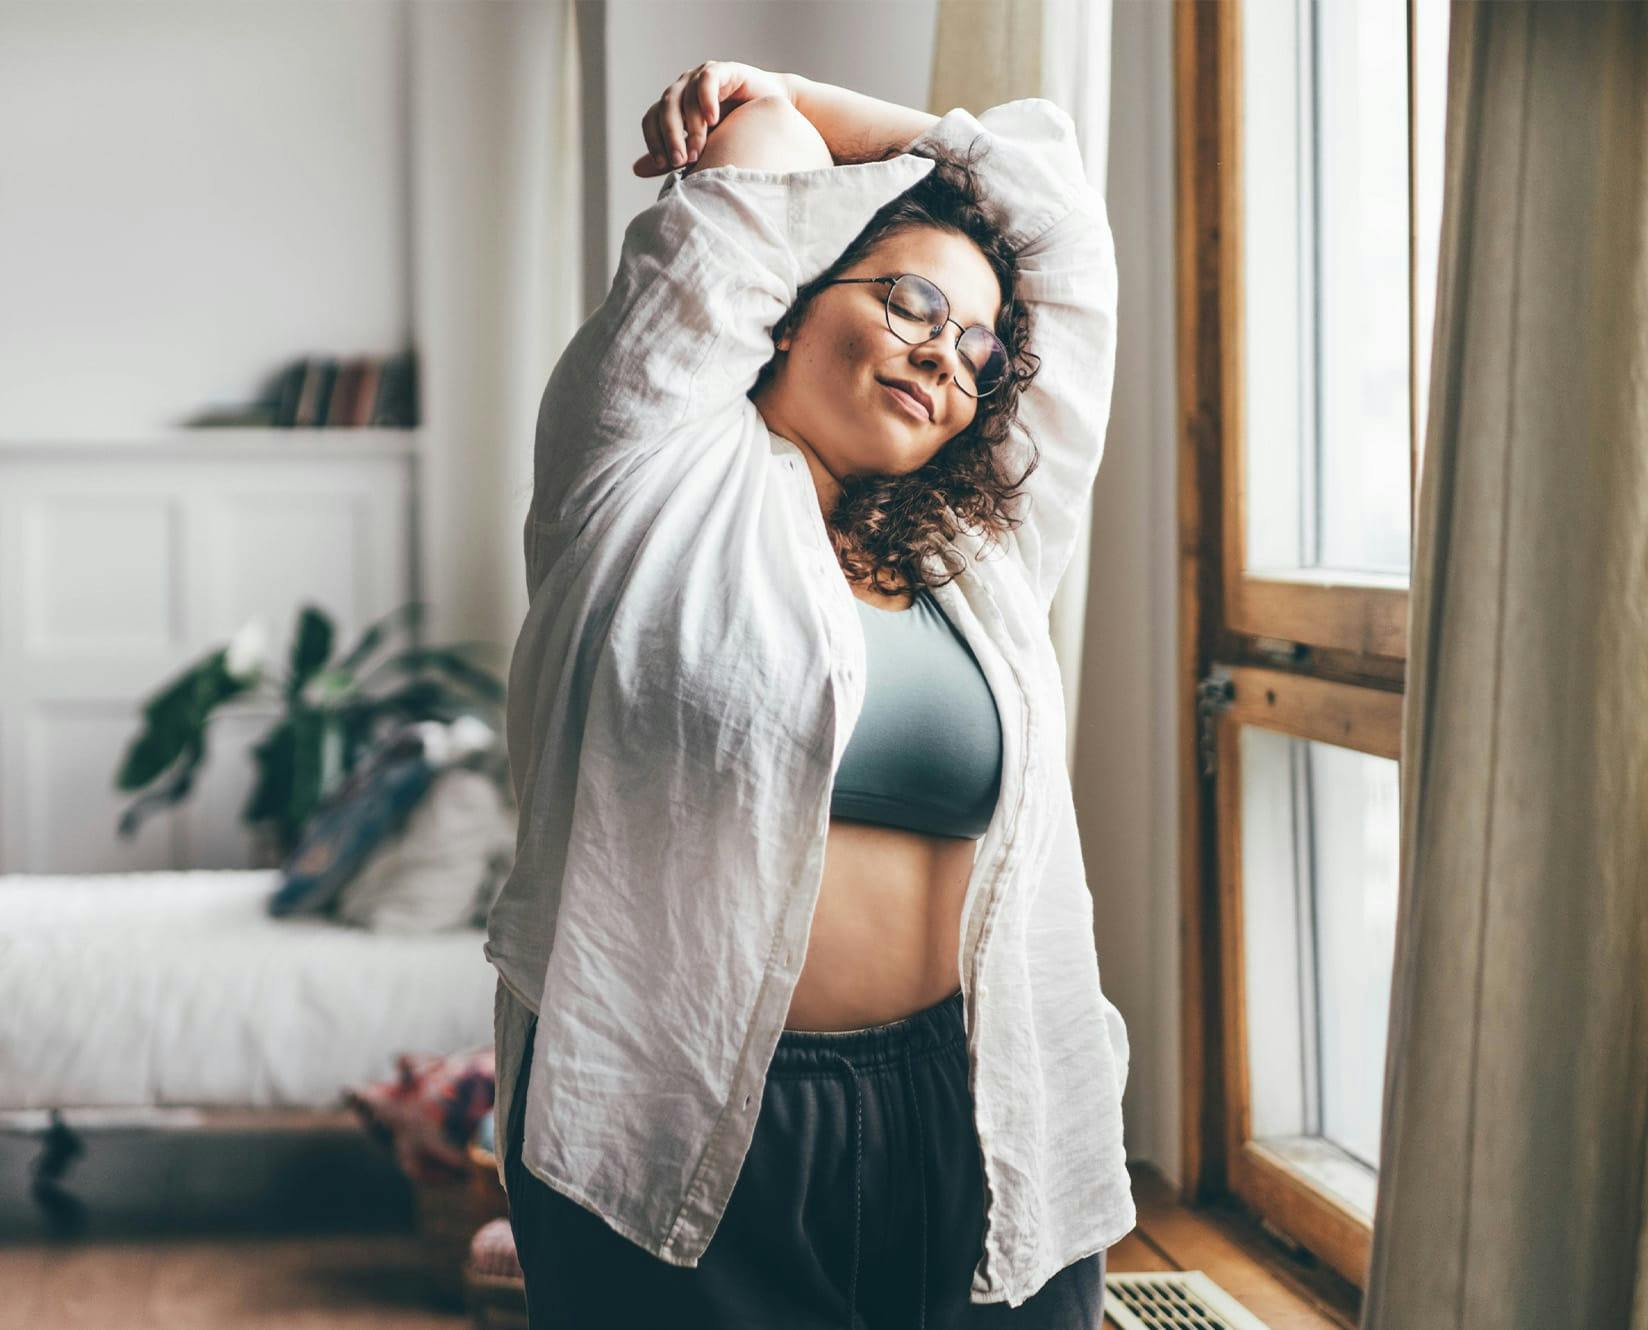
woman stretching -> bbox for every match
[488,59,1134,1329]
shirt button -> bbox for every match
[979,983,990,998]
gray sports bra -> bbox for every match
[829,585,1003,840]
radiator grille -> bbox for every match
[1104,1271,1276,1330]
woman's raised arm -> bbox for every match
[530,62,1115,623]
[528,68,933,539]
[628,62,938,176]
[628,66,1119,614]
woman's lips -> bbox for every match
[881,382,929,421]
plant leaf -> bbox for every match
[378,647,506,705]
[336,600,427,674]
[116,649,252,790]
[287,606,335,701]
[243,721,296,825]
[115,732,206,839]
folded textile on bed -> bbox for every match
[270,716,513,926]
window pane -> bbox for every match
[1311,741,1400,1165]
[1238,725,1399,1212]
[1241,0,1413,578]
[1413,0,1451,469]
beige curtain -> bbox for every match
[1363,4,1648,1327]
[929,0,1114,776]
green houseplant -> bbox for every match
[114,601,507,862]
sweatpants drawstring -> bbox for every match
[906,1047,929,1330]
[819,1051,864,1330]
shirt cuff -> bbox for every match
[904,99,1097,251]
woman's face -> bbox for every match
[753,225,1003,500]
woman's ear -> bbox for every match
[772,303,803,354]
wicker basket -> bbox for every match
[465,1269,530,1330]
[464,1210,529,1330]
[412,1144,511,1307]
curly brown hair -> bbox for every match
[747,139,1042,597]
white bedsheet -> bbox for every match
[0,869,495,1111]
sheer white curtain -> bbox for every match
[1363,5,1648,1326]
[929,0,1114,775]
[409,0,586,650]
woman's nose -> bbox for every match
[911,336,959,385]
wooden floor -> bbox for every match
[0,1235,467,1330]
[1112,1162,1363,1329]
[0,1142,1360,1330]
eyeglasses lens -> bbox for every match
[887,275,944,339]
[958,326,1009,398]
[886,275,1008,398]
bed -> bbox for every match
[0,868,496,1114]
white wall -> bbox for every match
[0,1,411,435]
[0,0,570,652]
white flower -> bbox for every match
[412,716,495,767]
[411,720,450,765]
[225,618,268,680]
[447,715,495,759]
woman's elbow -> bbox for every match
[690,95,832,174]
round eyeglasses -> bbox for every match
[821,273,1011,399]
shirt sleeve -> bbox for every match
[526,150,936,539]
[526,98,1117,614]
[903,99,1120,616]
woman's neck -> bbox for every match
[755,400,843,518]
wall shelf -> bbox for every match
[0,428,422,461]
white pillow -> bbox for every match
[333,766,516,933]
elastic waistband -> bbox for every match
[769,988,965,1075]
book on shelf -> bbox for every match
[372,350,418,429]
[185,403,282,428]
[351,358,382,428]
[325,358,366,428]
[272,361,308,428]
[191,352,419,431]
[294,359,339,428]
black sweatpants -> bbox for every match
[502,988,1108,1328]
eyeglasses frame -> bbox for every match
[819,274,1011,399]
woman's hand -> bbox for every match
[632,61,797,177]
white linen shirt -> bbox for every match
[485,97,1135,1309]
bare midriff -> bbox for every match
[781,578,978,1032]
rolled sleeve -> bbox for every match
[906,100,1120,614]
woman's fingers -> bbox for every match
[635,60,774,176]
[680,69,710,164]
[639,100,666,172]
[658,69,693,167]
[698,68,721,129]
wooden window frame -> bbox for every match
[1213,665,1401,1288]
[1174,0,1425,1297]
